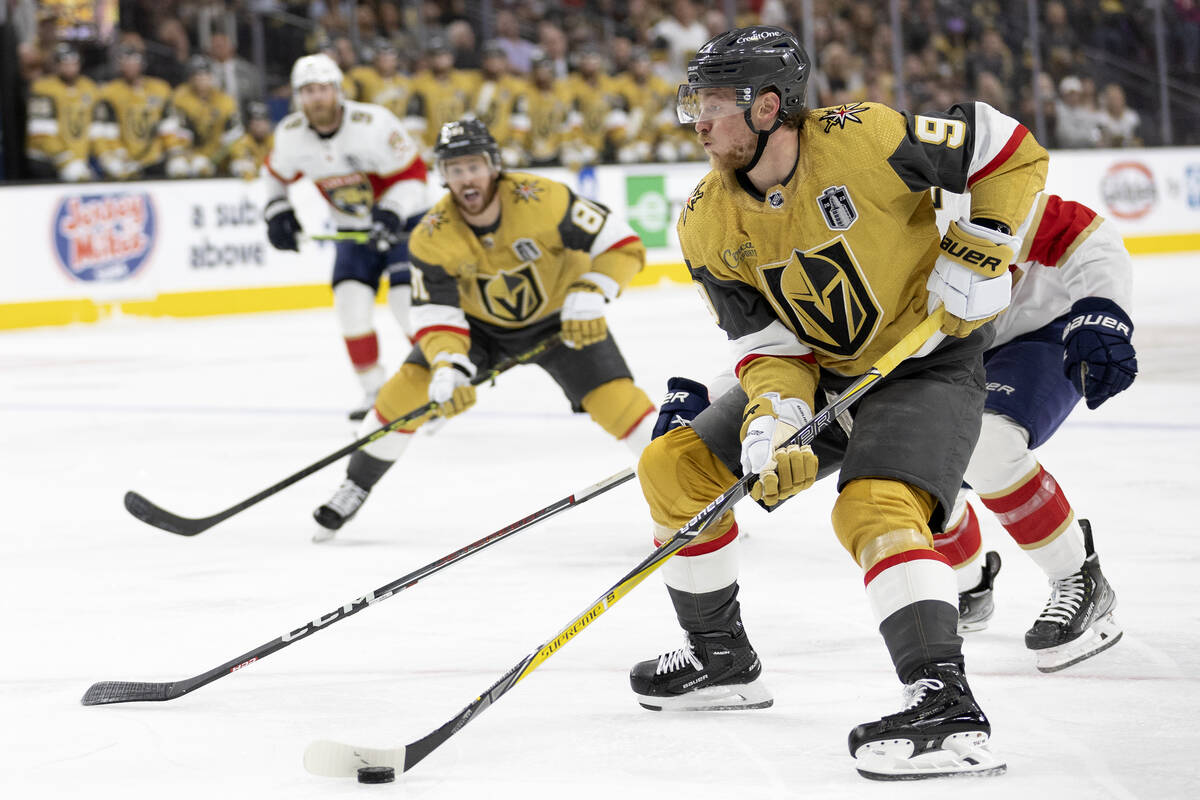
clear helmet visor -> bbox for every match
[676,85,752,124]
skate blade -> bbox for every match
[636,680,773,712]
[957,618,991,634]
[1034,614,1122,673]
[855,731,1006,780]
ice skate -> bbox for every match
[629,630,772,711]
[312,479,370,542]
[849,662,1005,780]
[1025,520,1121,672]
[957,551,1001,633]
[347,388,378,422]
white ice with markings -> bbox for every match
[4,253,1198,799]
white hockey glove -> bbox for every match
[926,218,1016,337]
[739,392,818,507]
[428,352,477,418]
[561,272,617,349]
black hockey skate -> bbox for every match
[630,630,772,711]
[958,551,1002,633]
[312,479,370,542]
[849,662,1005,780]
[347,389,378,422]
[1025,519,1121,672]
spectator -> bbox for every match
[447,19,480,71]
[650,0,709,77]
[229,101,273,180]
[537,20,570,79]
[1055,75,1102,148]
[493,8,537,74]
[208,31,262,110]
[1096,82,1141,146]
[147,18,191,86]
[970,28,1015,90]
[974,70,1010,114]
[1042,0,1079,78]
[813,41,866,107]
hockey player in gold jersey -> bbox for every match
[312,119,656,540]
[168,56,243,177]
[630,27,1047,779]
[91,43,184,180]
[407,39,478,162]
[228,102,273,180]
[505,51,571,167]
[26,43,96,182]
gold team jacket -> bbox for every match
[680,101,1048,404]
[408,171,643,364]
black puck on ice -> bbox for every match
[357,765,395,784]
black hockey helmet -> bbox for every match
[434,118,502,171]
[677,26,809,127]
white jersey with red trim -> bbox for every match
[937,190,1134,347]
[263,99,428,229]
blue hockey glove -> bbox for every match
[1062,297,1137,409]
[651,377,710,440]
[368,207,404,253]
[264,199,302,252]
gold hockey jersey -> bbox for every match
[507,83,571,165]
[680,101,1047,400]
[408,70,478,148]
[26,74,97,165]
[228,131,273,179]
[171,83,242,166]
[408,172,643,361]
[90,76,181,166]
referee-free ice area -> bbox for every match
[3,254,1198,799]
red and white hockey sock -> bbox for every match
[979,465,1086,580]
[933,503,984,593]
[658,522,739,595]
[345,332,381,373]
[865,548,962,679]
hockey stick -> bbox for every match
[302,309,947,778]
[85,467,634,706]
[124,334,562,536]
[309,231,370,243]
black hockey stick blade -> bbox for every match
[123,334,563,536]
[301,310,947,778]
[84,466,633,707]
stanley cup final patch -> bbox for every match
[817,185,857,231]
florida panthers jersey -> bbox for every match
[680,101,1048,389]
[936,190,1133,348]
[263,99,428,229]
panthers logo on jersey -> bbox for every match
[758,236,882,358]
[315,173,374,217]
[477,264,546,323]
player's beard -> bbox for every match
[303,100,340,132]
[705,131,757,172]
[452,178,498,217]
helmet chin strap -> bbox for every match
[738,107,784,174]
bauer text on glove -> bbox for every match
[927,218,1015,337]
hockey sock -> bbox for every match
[979,465,1086,580]
[345,450,395,492]
[659,522,742,635]
[865,549,962,683]
[933,503,984,593]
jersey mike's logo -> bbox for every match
[477,264,546,324]
[758,236,881,358]
[52,192,156,282]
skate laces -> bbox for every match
[901,678,944,710]
[326,480,368,516]
[1037,571,1086,625]
[656,637,703,675]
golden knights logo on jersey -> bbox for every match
[315,173,374,217]
[758,236,881,357]
[477,263,546,323]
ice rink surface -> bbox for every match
[4,253,1198,799]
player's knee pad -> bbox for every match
[333,280,379,337]
[387,281,412,340]
[581,378,655,441]
[832,478,937,569]
[638,427,738,546]
[375,362,436,432]
[964,412,1038,494]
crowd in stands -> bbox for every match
[10,0,1199,183]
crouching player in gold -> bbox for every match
[631,27,1048,780]
[313,118,656,540]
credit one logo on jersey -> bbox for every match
[53,192,156,281]
[1100,161,1156,219]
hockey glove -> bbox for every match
[651,377,710,440]
[1062,297,1137,409]
[561,275,613,349]
[428,352,477,418]
[927,219,1016,337]
[739,393,818,507]
[265,199,302,252]
[368,207,405,253]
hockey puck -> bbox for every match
[357,766,395,784]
